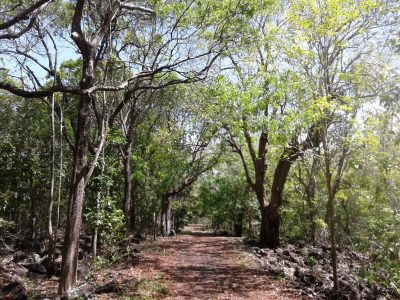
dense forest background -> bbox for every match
[0,0,399,298]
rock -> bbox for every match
[61,284,94,300]
[289,255,300,264]
[309,249,323,260]
[258,249,269,256]
[38,244,46,257]
[298,240,306,248]
[131,237,141,244]
[41,257,61,276]
[213,229,230,236]
[248,240,396,300]
[243,237,258,246]
[95,282,122,294]
[268,265,285,277]
[321,244,330,252]
[13,266,28,277]
[54,248,62,259]
[328,291,349,300]
[251,246,260,253]
[0,282,28,300]
[78,248,84,260]
[27,263,47,274]
[31,253,41,264]
[82,235,92,245]
[81,236,92,253]
[13,251,29,263]
[77,265,90,280]
[283,266,296,279]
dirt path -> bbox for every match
[105,225,303,300]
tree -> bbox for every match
[206,9,321,247]
[0,0,259,292]
[146,85,222,236]
[294,152,321,242]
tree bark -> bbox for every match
[30,178,36,240]
[160,195,172,236]
[59,91,92,294]
[122,144,132,234]
[92,190,101,261]
[327,195,339,292]
[259,149,299,248]
[48,95,55,269]
[259,205,280,248]
[233,212,244,237]
[306,190,317,242]
[306,157,319,242]
[55,105,64,250]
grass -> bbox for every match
[119,276,169,300]
[236,253,253,268]
[137,276,169,297]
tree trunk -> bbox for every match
[233,212,244,237]
[259,205,280,248]
[54,106,64,255]
[122,144,132,234]
[160,196,172,236]
[307,158,318,242]
[327,195,339,292]
[258,152,297,248]
[306,190,317,242]
[59,92,92,294]
[92,190,101,261]
[48,95,56,269]
[131,183,137,232]
[30,178,36,240]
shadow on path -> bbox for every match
[143,224,302,300]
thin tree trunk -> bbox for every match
[48,95,55,268]
[160,195,172,236]
[30,178,36,240]
[123,144,132,235]
[92,191,101,261]
[131,183,137,232]
[327,195,339,292]
[92,149,105,261]
[306,191,317,242]
[55,106,63,248]
[307,157,318,242]
[322,120,342,293]
[153,212,156,241]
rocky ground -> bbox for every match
[247,240,398,299]
[0,226,398,299]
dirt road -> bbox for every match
[121,225,303,300]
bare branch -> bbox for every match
[0,0,50,30]
[120,3,155,15]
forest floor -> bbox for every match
[91,224,303,299]
[2,225,397,299]
[0,224,304,299]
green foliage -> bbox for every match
[85,196,125,246]
[192,159,258,235]
[0,0,399,294]
[0,217,14,229]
